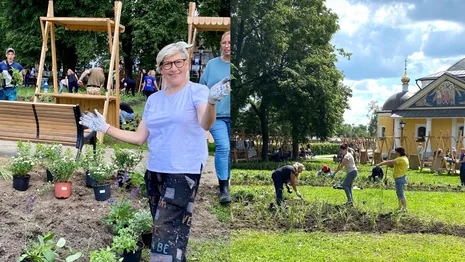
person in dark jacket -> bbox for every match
[121,77,136,96]
[272,162,305,207]
[369,165,384,182]
[119,102,134,125]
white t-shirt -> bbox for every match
[143,81,209,174]
[344,153,357,173]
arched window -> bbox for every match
[380,126,386,138]
[459,126,464,137]
[416,125,426,142]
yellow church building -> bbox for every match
[377,59,465,158]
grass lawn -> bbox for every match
[231,185,465,226]
[231,230,465,262]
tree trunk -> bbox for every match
[260,104,269,162]
[122,25,133,80]
[292,139,299,161]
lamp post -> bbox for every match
[400,120,406,147]
[198,45,204,78]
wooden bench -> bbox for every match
[0,100,97,159]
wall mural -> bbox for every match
[411,80,465,108]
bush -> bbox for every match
[310,143,340,155]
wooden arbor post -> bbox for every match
[35,0,125,143]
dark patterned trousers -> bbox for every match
[144,170,202,262]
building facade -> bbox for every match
[377,59,465,157]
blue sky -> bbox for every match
[325,0,465,125]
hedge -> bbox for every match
[309,143,340,155]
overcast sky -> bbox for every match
[325,0,465,125]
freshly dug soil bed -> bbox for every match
[0,156,228,261]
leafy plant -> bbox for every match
[104,199,135,234]
[17,233,82,262]
[35,143,63,166]
[80,146,106,170]
[129,209,152,235]
[49,149,78,182]
[10,141,36,176]
[0,166,13,180]
[89,163,114,186]
[12,68,24,86]
[111,227,139,255]
[111,147,143,171]
[128,171,146,195]
[89,247,122,262]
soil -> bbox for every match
[0,154,227,261]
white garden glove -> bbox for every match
[296,191,302,199]
[208,77,230,104]
[79,109,110,133]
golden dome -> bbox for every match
[401,59,410,85]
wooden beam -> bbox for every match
[50,22,59,94]
[187,2,196,44]
[107,20,113,52]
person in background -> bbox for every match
[142,70,159,99]
[200,31,231,204]
[78,66,105,95]
[67,69,79,93]
[271,162,305,208]
[377,147,409,212]
[332,144,358,205]
[457,148,465,186]
[0,48,23,100]
[119,102,134,125]
[121,77,136,96]
[369,165,384,182]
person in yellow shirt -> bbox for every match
[377,147,409,212]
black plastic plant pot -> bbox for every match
[122,242,143,262]
[13,174,31,191]
[117,170,132,188]
[93,184,111,201]
[46,169,53,183]
[141,232,152,248]
[85,170,97,188]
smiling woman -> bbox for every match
[79,41,230,261]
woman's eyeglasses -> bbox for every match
[160,59,187,70]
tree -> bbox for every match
[232,0,350,160]
[367,100,379,137]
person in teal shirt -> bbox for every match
[200,31,231,204]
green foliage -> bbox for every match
[232,0,351,159]
[111,147,143,171]
[231,230,465,261]
[12,68,23,86]
[128,209,152,235]
[0,166,13,180]
[17,233,82,262]
[89,247,122,262]
[187,239,231,262]
[80,146,106,170]
[10,141,36,175]
[49,149,78,182]
[127,171,146,196]
[111,227,139,255]
[309,143,340,155]
[35,143,63,166]
[89,163,114,186]
[104,199,136,234]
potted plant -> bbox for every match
[17,232,82,262]
[111,148,143,188]
[89,162,114,201]
[80,146,107,187]
[112,227,143,262]
[11,141,36,191]
[49,149,78,199]
[128,209,153,248]
[89,246,122,262]
[104,199,135,234]
[35,143,63,182]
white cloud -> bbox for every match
[325,0,370,35]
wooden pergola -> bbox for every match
[35,0,125,142]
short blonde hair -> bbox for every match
[156,41,193,73]
[221,31,230,41]
[294,162,305,175]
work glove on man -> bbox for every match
[208,77,230,104]
[79,109,110,134]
